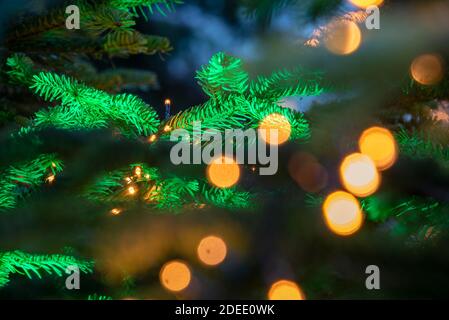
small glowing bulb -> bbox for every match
[340,153,380,197]
[206,156,240,188]
[324,20,362,55]
[148,135,157,143]
[110,208,122,215]
[359,126,398,170]
[259,113,292,145]
[348,0,384,9]
[125,176,132,184]
[134,166,142,177]
[163,125,172,132]
[46,174,55,184]
[164,99,171,105]
[144,174,150,180]
[51,162,57,168]
[323,191,363,236]
[268,280,305,300]
[197,235,227,266]
[160,260,191,292]
[410,54,444,86]
[128,186,137,195]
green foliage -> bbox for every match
[166,52,323,142]
[109,0,183,20]
[103,31,172,57]
[6,54,36,85]
[396,128,449,164]
[29,72,160,137]
[0,154,63,210]
[0,250,93,288]
[88,293,113,300]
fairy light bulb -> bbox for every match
[110,208,122,216]
[46,174,55,184]
[268,280,305,300]
[340,153,380,197]
[259,113,291,145]
[128,186,137,195]
[206,156,240,188]
[163,125,172,132]
[160,260,191,292]
[323,191,363,236]
[134,166,142,177]
[324,20,362,55]
[197,235,227,266]
[359,126,398,170]
[148,135,157,143]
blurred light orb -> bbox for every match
[160,260,191,292]
[268,280,305,300]
[197,235,227,266]
[288,152,328,193]
[359,126,398,170]
[324,20,362,55]
[323,191,363,236]
[128,186,137,195]
[207,156,240,188]
[340,153,380,197]
[348,0,384,8]
[110,208,122,216]
[411,54,444,85]
[259,113,292,145]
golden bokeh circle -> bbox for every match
[268,280,305,300]
[359,126,398,170]
[206,156,240,188]
[340,153,380,197]
[323,191,364,236]
[259,113,292,145]
[159,260,191,292]
[410,54,444,86]
[197,235,227,266]
[324,20,362,55]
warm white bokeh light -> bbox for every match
[206,156,240,188]
[197,235,227,266]
[359,126,398,170]
[340,153,380,197]
[159,260,191,292]
[411,54,444,86]
[324,20,362,55]
[348,0,384,9]
[268,280,305,300]
[259,113,292,145]
[323,191,363,236]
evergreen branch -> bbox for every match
[6,54,36,85]
[249,68,327,102]
[103,31,172,57]
[0,154,63,211]
[88,294,113,300]
[0,250,93,288]
[109,0,183,20]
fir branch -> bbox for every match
[109,0,183,20]
[0,250,93,288]
[88,293,113,300]
[6,54,36,85]
[103,31,172,57]
[0,154,63,211]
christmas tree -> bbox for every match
[1,0,449,300]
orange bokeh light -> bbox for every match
[159,260,191,292]
[323,191,364,236]
[197,235,227,266]
[324,20,362,55]
[259,113,292,145]
[206,156,240,188]
[348,0,384,9]
[359,126,398,170]
[268,280,305,300]
[340,153,380,197]
[410,54,444,86]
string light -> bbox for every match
[259,113,291,145]
[348,0,384,8]
[128,186,137,195]
[197,235,227,266]
[324,20,362,55]
[340,153,380,197]
[164,99,172,119]
[359,126,398,171]
[46,174,55,184]
[125,176,132,184]
[134,166,142,177]
[268,280,305,300]
[206,156,240,188]
[410,54,444,86]
[323,191,363,236]
[163,125,172,132]
[159,260,191,292]
[110,208,122,216]
[148,135,157,143]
